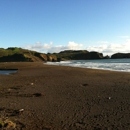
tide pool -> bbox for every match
[0,69,18,75]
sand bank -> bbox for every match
[0,62,130,130]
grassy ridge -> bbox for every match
[0,47,110,62]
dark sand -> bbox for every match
[0,62,130,130]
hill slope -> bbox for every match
[0,47,110,62]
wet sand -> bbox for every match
[0,62,130,130]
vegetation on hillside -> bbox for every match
[0,47,111,62]
[0,47,43,62]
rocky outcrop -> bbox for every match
[111,53,130,59]
[0,47,112,62]
[34,53,48,61]
[103,55,110,59]
[40,54,48,61]
[87,52,104,59]
[47,54,57,62]
[56,50,105,61]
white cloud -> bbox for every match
[24,40,130,56]
[25,42,53,52]
[67,41,83,50]
[25,41,83,53]
[86,39,130,56]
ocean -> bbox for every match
[46,58,130,72]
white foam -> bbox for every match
[45,59,130,72]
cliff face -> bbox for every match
[87,52,104,59]
[47,55,57,62]
[111,53,130,59]
[56,50,107,61]
[0,47,59,62]
[0,48,110,62]
[0,48,46,62]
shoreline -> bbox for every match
[0,62,130,129]
[45,62,130,74]
[0,61,130,73]
[45,58,130,73]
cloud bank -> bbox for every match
[25,39,130,56]
[25,41,83,53]
[86,39,130,56]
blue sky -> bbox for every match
[0,0,130,55]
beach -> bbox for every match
[0,62,130,130]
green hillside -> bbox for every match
[0,47,110,62]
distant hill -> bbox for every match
[111,53,130,59]
[0,47,57,62]
[0,47,112,62]
[55,50,109,61]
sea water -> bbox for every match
[0,70,18,75]
[46,59,130,72]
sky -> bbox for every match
[0,0,130,56]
